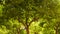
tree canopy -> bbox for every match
[0,0,60,34]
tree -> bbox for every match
[3,0,39,34]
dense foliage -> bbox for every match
[0,0,60,34]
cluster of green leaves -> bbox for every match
[0,0,60,34]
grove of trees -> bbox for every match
[0,0,60,34]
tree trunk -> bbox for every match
[25,26,29,34]
[56,29,58,34]
[56,27,58,34]
[17,27,20,34]
[34,32,38,34]
[55,23,59,34]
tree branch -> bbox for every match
[29,17,39,26]
[18,18,26,26]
